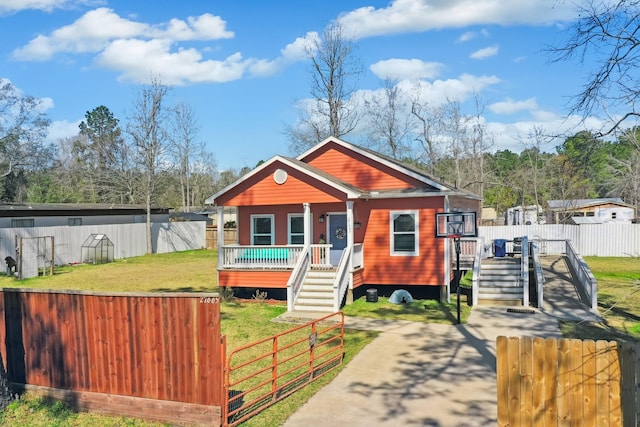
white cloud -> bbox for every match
[12,8,234,61]
[489,97,538,114]
[370,59,443,80]
[391,73,500,106]
[0,0,96,14]
[156,14,234,41]
[458,29,489,42]
[248,32,317,77]
[470,45,498,59]
[338,0,581,39]
[96,39,250,85]
[47,119,82,142]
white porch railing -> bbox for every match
[565,240,598,311]
[471,237,484,306]
[531,240,545,309]
[333,246,352,312]
[310,244,332,270]
[286,246,310,311]
[520,236,530,307]
[221,245,304,269]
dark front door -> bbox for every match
[328,214,347,265]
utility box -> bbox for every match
[81,234,114,265]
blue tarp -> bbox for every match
[389,289,413,304]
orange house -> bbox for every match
[206,137,481,312]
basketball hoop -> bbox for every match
[435,212,477,239]
[434,211,478,326]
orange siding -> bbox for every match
[352,269,365,288]
[237,202,347,245]
[219,270,291,288]
[217,162,345,206]
[356,198,446,286]
[304,143,428,191]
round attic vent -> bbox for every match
[274,168,288,184]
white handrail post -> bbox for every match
[216,206,224,270]
[522,236,529,307]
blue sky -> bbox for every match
[0,0,612,171]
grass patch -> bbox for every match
[0,249,377,426]
[0,250,217,293]
[342,296,471,324]
[560,256,640,342]
[0,394,165,426]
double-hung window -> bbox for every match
[251,214,274,245]
[288,214,304,244]
[390,211,419,256]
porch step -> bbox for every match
[477,258,524,305]
[293,269,336,312]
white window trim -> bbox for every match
[250,214,274,245]
[390,210,419,256]
[287,213,305,244]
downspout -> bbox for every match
[346,201,354,304]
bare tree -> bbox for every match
[548,0,640,136]
[410,85,446,174]
[0,79,51,200]
[364,78,412,159]
[286,22,362,153]
[607,128,640,216]
[126,80,171,254]
[169,102,203,212]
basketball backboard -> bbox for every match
[435,211,477,238]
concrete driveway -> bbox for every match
[281,306,565,427]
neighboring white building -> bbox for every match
[546,198,635,224]
[0,203,170,228]
[506,205,544,225]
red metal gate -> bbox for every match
[222,312,345,427]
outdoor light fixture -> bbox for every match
[318,214,325,223]
[354,221,361,229]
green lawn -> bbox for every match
[4,250,632,426]
[0,250,377,427]
[559,256,640,342]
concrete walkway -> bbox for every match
[280,307,566,427]
[280,255,599,426]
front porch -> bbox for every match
[218,243,364,312]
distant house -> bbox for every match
[206,137,482,312]
[506,205,544,225]
[546,198,635,224]
[0,203,170,228]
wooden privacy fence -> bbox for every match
[206,226,238,249]
[497,336,640,427]
[0,289,225,426]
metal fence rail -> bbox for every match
[224,312,345,427]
